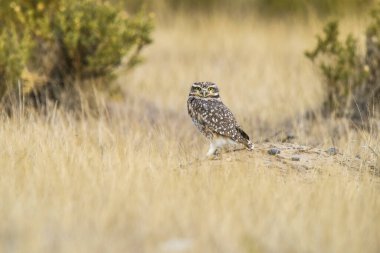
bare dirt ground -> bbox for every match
[182,142,379,175]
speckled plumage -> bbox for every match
[187,81,254,156]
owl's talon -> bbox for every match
[207,152,221,160]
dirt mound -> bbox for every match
[184,143,379,174]
[253,143,364,172]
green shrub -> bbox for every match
[0,0,153,110]
[305,21,367,117]
[53,1,152,79]
[0,25,33,98]
[305,6,380,120]
[364,6,380,112]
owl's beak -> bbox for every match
[202,89,207,97]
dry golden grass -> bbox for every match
[1,15,380,253]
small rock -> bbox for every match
[326,147,338,156]
[268,148,281,155]
[291,156,300,161]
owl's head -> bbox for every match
[189,82,220,98]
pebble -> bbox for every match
[268,148,281,155]
[291,156,301,161]
[326,147,338,156]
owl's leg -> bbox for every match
[206,142,218,157]
[206,137,230,157]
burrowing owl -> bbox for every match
[187,81,254,156]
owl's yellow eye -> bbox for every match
[194,87,201,92]
[208,87,214,92]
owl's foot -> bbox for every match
[206,148,223,160]
[206,150,220,159]
[207,153,221,160]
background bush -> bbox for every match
[305,22,366,117]
[306,5,380,120]
[0,25,33,98]
[0,0,153,110]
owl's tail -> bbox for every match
[246,140,254,150]
[236,127,254,150]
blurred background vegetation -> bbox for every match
[0,0,378,118]
[121,0,374,17]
